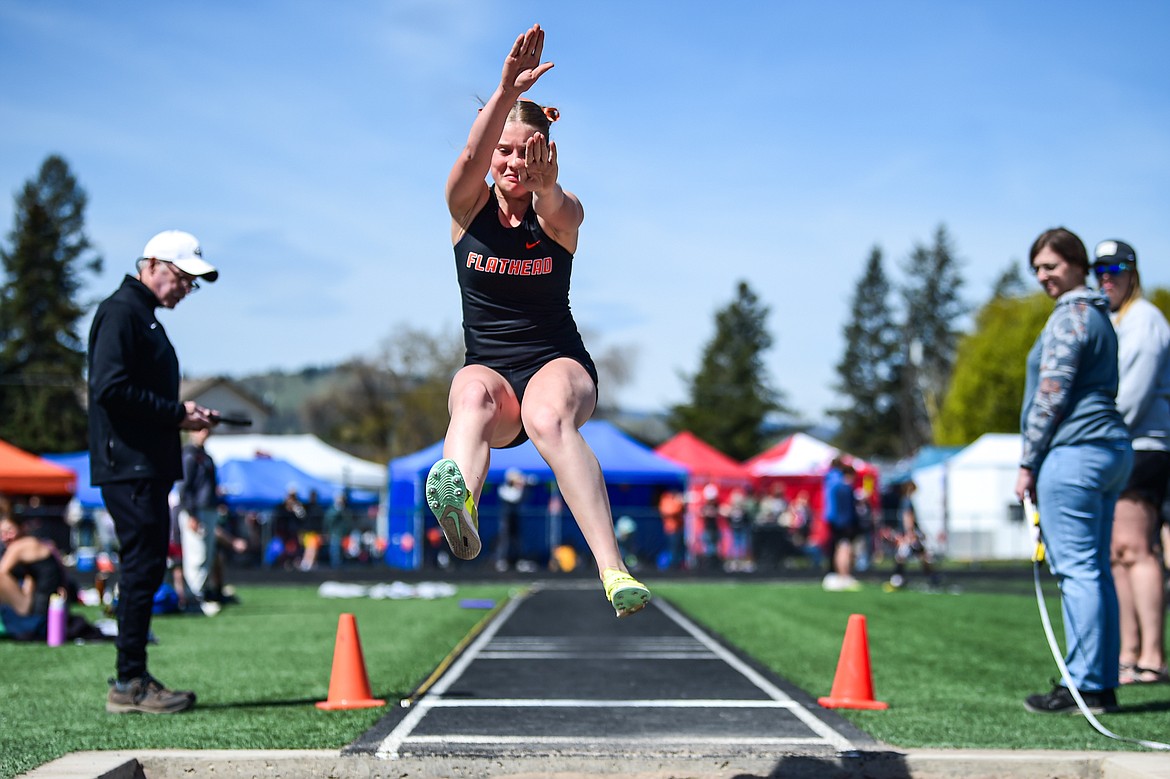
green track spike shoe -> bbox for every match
[426,458,481,560]
[602,568,651,618]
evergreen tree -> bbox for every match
[669,280,784,461]
[990,259,1029,299]
[899,224,965,451]
[829,246,903,458]
[0,155,102,453]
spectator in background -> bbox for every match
[657,488,685,570]
[207,503,246,604]
[299,489,325,571]
[495,469,526,572]
[724,489,755,572]
[824,466,861,591]
[88,229,219,714]
[699,484,722,570]
[752,482,788,570]
[271,487,306,569]
[886,480,938,590]
[1015,227,1132,715]
[0,503,67,641]
[179,427,219,610]
[324,492,354,569]
[788,490,816,564]
[1095,239,1170,685]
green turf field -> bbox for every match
[0,578,1167,778]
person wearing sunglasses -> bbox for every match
[428,24,649,617]
[1095,240,1170,686]
[1016,227,1133,714]
[88,230,221,713]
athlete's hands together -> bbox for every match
[501,24,553,95]
[519,132,559,195]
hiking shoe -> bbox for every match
[602,568,650,618]
[426,458,481,560]
[107,674,195,714]
[1024,683,1118,715]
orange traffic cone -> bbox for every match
[316,613,387,710]
[817,613,888,710]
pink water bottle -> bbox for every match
[47,593,66,647]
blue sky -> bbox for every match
[2,1,1168,425]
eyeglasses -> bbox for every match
[1092,261,1134,278]
[160,261,200,292]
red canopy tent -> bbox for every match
[655,431,752,490]
[746,433,878,544]
[0,438,76,496]
[655,431,754,561]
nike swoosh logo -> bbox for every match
[525,241,541,249]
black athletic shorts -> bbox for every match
[470,353,599,449]
[1122,449,1170,515]
[828,523,860,549]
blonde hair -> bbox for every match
[1112,269,1144,325]
[507,99,559,136]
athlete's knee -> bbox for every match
[521,404,574,445]
[450,378,498,416]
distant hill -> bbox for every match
[232,365,346,434]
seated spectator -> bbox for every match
[0,502,67,640]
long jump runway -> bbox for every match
[349,581,879,763]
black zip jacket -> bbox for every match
[87,276,186,485]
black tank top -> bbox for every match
[11,555,65,618]
[453,188,588,368]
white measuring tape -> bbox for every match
[1025,494,1169,750]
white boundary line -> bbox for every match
[653,599,856,751]
[376,590,857,758]
[427,698,800,708]
[406,735,826,746]
[377,592,527,758]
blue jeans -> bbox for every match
[1037,441,1133,691]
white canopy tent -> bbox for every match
[941,433,1033,560]
[204,434,386,492]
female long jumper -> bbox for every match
[427,24,649,617]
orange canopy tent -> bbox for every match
[0,438,77,496]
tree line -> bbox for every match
[3,154,1163,464]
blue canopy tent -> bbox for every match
[218,458,378,509]
[41,453,377,511]
[40,451,103,509]
[386,420,687,569]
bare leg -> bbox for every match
[522,359,625,574]
[1111,496,1166,673]
[0,572,32,615]
[833,539,853,578]
[443,365,522,504]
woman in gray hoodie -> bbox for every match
[1015,227,1133,715]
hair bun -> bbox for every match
[543,106,560,122]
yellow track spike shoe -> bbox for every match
[425,458,481,560]
[602,568,650,618]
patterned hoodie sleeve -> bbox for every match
[1020,300,1089,470]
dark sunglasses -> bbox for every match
[1092,261,1134,277]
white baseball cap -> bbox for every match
[141,230,219,282]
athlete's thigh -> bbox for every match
[522,357,597,428]
[449,364,522,440]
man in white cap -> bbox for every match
[87,230,222,714]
